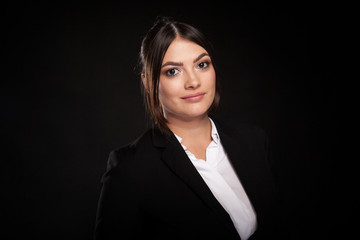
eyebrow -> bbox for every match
[161,52,209,68]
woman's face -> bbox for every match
[158,37,216,122]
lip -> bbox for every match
[181,92,206,102]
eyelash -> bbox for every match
[164,61,211,77]
[196,61,210,70]
[165,68,180,77]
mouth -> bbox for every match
[181,92,206,102]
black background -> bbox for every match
[3,1,343,239]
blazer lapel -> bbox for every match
[215,121,277,231]
[216,124,260,206]
[151,126,239,236]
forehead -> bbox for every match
[162,37,208,63]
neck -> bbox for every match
[166,114,211,140]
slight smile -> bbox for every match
[181,92,206,102]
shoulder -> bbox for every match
[103,128,158,179]
[212,117,271,159]
[212,117,269,144]
[212,116,273,165]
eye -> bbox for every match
[165,68,179,76]
[197,61,210,69]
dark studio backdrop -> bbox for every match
[2,1,343,239]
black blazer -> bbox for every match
[94,119,280,240]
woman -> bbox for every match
[94,17,280,240]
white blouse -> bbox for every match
[174,118,257,240]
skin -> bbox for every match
[158,37,216,160]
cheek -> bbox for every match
[205,71,216,103]
[203,69,216,91]
[158,78,182,101]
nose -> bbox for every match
[184,70,201,89]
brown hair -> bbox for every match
[139,17,220,133]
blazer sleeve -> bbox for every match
[94,149,144,240]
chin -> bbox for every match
[164,101,213,121]
[183,107,210,119]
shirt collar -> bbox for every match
[209,118,220,144]
[173,117,220,145]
